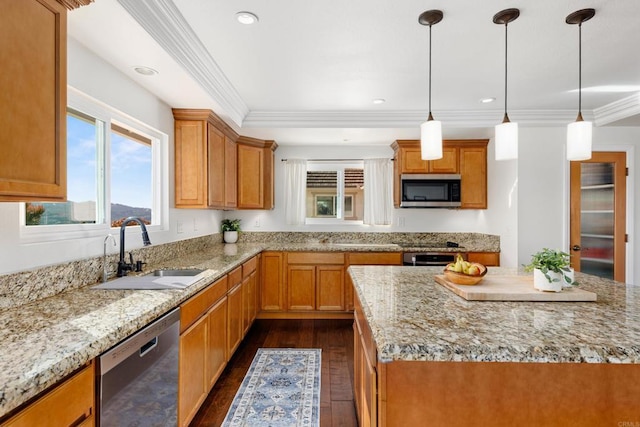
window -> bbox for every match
[22,89,167,240]
[305,162,363,224]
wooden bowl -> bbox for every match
[443,264,488,286]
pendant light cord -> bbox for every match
[578,22,582,117]
[504,22,508,119]
[428,23,432,116]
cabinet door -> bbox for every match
[249,269,258,324]
[227,283,243,356]
[224,136,237,208]
[428,147,459,173]
[207,124,225,208]
[241,275,252,335]
[316,265,345,311]
[261,252,284,311]
[467,252,500,266]
[207,296,227,389]
[237,143,264,209]
[3,363,94,427]
[460,146,487,209]
[400,147,428,173]
[179,315,208,427]
[0,0,67,202]
[287,265,316,311]
[174,120,207,208]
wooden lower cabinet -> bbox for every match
[2,363,94,427]
[227,282,243,356]
[242,257,259,334]
[179,314,208,427]
[467,252,500,266]
[286,252,346,312]
[207,297,228,390]
[179,276,229,427]
[354,301,377,427]
[261,251,285,311]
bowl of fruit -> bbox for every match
[443,254,488,285]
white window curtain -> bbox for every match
[363,158,393,225]
[284,159,307,225]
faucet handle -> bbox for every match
[135,260,146,272]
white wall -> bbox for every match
[226,142,519,267]
[0,39,222,274]
[518,126,639,284]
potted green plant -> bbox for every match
[524,248,576,292]
[221,219,241,243]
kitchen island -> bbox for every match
[349,266,640,426]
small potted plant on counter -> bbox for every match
[221,219,241,243]
[524,248,576,292]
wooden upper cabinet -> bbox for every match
[237,137,277,210]
[459,142,488,209]
[0,0,67,201]
[393,142,458,174]
[392,139,488,209]
[172,109,238,209]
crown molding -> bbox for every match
[593,93,640,126]
[242,109,587,128]
[116,0,248,126]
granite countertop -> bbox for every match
[0,243,266,418]
[348,266,640,364]
[0,239,497,417]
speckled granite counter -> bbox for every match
[348,266,640,364]
[0,235,498,418]
[0,243,266,418]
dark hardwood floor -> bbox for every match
[190,319,357,427]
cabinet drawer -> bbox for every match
[348,252,402,265]
[181,276,228,332]
[228,266,242,288]
[242,256,257,277]
[467,252,500,266]
[3,363,94,427]
[287,252,345,265]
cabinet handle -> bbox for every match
[572,245,581,251]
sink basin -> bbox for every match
[148,269,204,277]
[93,269,205,290]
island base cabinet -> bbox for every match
[377,361,640,427]
[353,323,376,427]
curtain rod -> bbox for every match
[280,158,394,162]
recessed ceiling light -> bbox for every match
[133,66,158,76]
[480,97,496,104]
[236,11,259,25]
[372,98,386,104]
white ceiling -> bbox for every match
[68,0,640,145]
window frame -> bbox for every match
[19,87,169,243]
[305,161,364,225]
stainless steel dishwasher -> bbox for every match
[99,307,180,427]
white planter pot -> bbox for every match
[223,231,238,244]
[533,268,563,292]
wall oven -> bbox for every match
[400,174,461,208]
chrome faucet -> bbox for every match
[103,234,116,282]
[117,217,152,277]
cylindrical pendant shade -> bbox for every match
[495,121,518,160]
[420,119,443,160]
[567,120,592,160]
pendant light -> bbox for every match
[493,8,520,161]
[418,10,443,160]
[566,8,595,161]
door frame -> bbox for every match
[564,144,635,284]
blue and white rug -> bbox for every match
[222,348,321,427]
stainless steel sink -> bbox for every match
[148,269,204,277]
[93,269,205,290]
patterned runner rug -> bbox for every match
[222,348,321,427]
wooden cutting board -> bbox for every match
[434,275,597,302]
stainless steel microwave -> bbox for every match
[400,174,461,208]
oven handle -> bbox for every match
[140,336,158,357]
